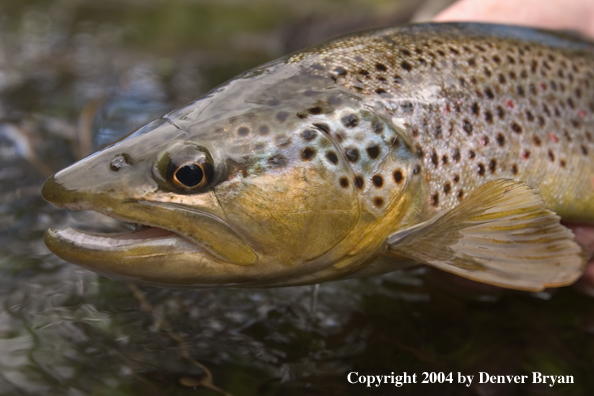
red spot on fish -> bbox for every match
[579,109,587,118]
[549,133,558,143]
[506,99,514,109]
[442,103,451,114]
[539,82,547,91]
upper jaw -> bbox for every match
[42,167,259,268]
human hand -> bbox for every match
[434,0,594,39]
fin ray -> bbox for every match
[386,179,585,291]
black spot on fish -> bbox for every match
[354,175,364,189]
[335,132,345,143]
[496,133,505,146]
[275,135,291,148]
[276,112,288,122]
[341,114,359,128]
[372,175,384,187]
[522,149,531,159]
[560,159,566,167]
[517,85,525,96]
[443,182,451,194]
[453,174,460,183]
[581,145,588,155]
[458,190,464,200]
[485,88,494,99]
[511,122,522,133]
[431,193,439,207]
[413,165,421,174]
[496,106,505,119]
[484,68,492,78]
[434,124,442,138]
[308,107,322,115]
[394,75,403,84]
[326,151,338,165]
[477,163,485,176]
[525,111,535,122]
[548,150,555,162]
[359,69,370,76]
[533,136,541,146]
[375,63,387,72]
[375,88,387,95]
[468,58,476,67]
[401,61,412,71]
[238,127,250,136]
[301,129,317,141]
[339,177,349,188]
[442,155,448,165]
[453,148,461,162]
[469,150,476,159]
[489,159,497,173]
[301,147,316,161]
[259,125,269,135]
[463,120,473,135]
[372,120,384,134]
[484,111,493,123]
[345,147,360,162]
[314,123,330,134]
[268,154,286,168]
[511,164,518,174]
[333,66,347,75]
[431,150,438,167]
[416,145,423,157]
[471,102,480,115]
[537,116,545,127]
[373,197,384,207]
[393,170,403,183]
[366,144,380,159]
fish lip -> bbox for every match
[45,226,203,251]
[45,201,224,261]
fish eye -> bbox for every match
[172,162,208,189]
[155,142,215,193]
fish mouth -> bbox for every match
[44,210,259,286]
[42,171,260,286]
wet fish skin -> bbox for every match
[42,23,593,290]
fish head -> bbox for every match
[42,62,415,287]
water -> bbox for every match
[1,1,594,395]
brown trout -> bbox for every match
[42,23,594,290]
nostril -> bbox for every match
[109,154,131,172]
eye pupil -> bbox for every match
[175,163,204,187]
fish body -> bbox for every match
[42,23,594,290]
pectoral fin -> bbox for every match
[385,179,586,291]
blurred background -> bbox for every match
[1,1,594,395]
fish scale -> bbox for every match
[41,23,594,290]
[291,23,594,221]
